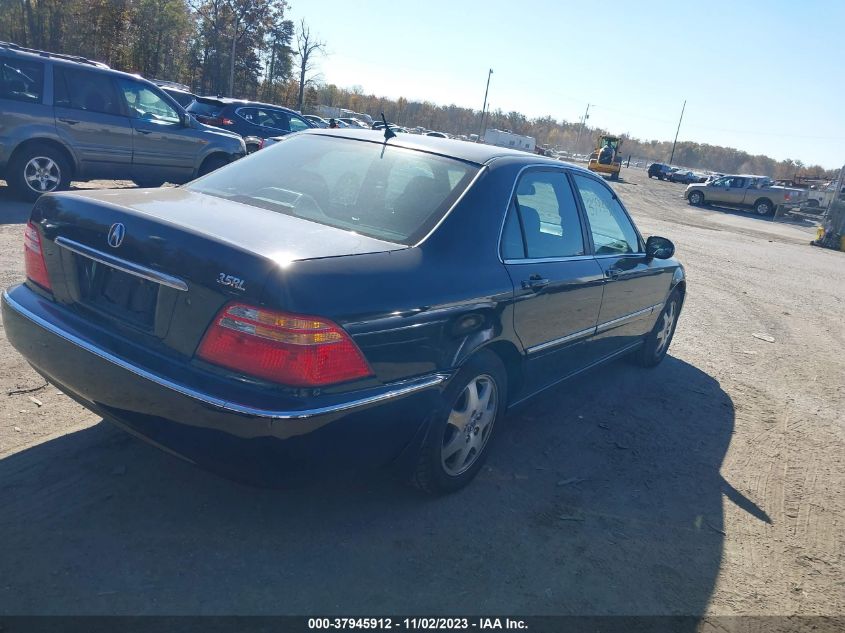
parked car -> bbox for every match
[0,41,246,199]
[648,163,674,180]
[303,114,329,128]
[425,131,448,138]
[338,117,369,129]
[685,174,808,215]
[3,129,685,492]
[186,97,313,141]
[667,170,699,184]
[153,81,197,109]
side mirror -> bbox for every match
[646,235,675,260]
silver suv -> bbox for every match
[0,42,246,201]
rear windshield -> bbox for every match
[186,99,223,116]
[187,134,480,245]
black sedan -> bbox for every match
[186,97,313,144]
[2,130,686,493]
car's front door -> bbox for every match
[501,169,605,388]
[52,66,133,179]
[708,176,747,205]
[116,78,201,184]
[571,173,673,356]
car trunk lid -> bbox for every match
[32,188,403,358]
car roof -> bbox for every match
[1,41,169,88]
[194,96,301,114]
[302,129,593,170]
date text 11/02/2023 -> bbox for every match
[307,618,528,630]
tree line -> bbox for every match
[1,0,833,179]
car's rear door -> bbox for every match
[571,173,673,356]
[52,66,133,179]
[116,77,199,183]
[501,168,605,388]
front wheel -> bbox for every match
[688,191,704,206]
[197,154,229,178]
[411,350,507,494]
[631,290,682,368]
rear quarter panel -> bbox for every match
[258,166,521,387]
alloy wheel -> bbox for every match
[441,374,498,477]
[24,156,61,193]
[655,300,677,356]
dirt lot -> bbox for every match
[0,168,842,617]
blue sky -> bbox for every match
[288,0,844,169]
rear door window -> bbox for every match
[510,170,585,259]
[54,67,122,116]
[0,56,44,103]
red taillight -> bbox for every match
[196,303,372,387]
[197,115,233,126]
[24,221,51,290]
[221,117,234,126]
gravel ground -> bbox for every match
[0,169,842,617]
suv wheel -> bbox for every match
[9,144,71,202]
[198,154,229,177]
[688,191,704,206]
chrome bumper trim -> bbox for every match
[54,236,189,292]
[2,290,447,420]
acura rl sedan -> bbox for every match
[2,130,685,493]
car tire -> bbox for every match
[410,349,507,494]
[197,154,229,178]
[806,199,820,208]
[631,290,682,368]
[133,179,164,189]
[8,144,72,202]
[753,198,774,216]
[688,191,704,206]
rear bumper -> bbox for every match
[2,286,446,480]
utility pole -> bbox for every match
[669,100,687,165]
[477,68,493,142]
[574,103,592,155]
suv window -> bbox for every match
[506,171,585,259]
[187,99,223,117]
[0,56,44,103]
[117,78,180,123]
[54,67,122,116]
[238,107,291,130]
[572,174,641,255]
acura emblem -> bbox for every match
[107,223,125,248]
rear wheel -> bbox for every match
[754,198,773,216]
[688,190,704,206]
[411,350,506,494]
[8,144,72,201]
[631,290,682,368]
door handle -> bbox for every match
[58,118,79,125]
[605,267,622,280]
[137,129,153,135]
[521,275,550,291]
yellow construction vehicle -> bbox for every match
[588,135,623,180]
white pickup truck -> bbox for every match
[685,174,807,216]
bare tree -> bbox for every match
[294,19,325,112]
